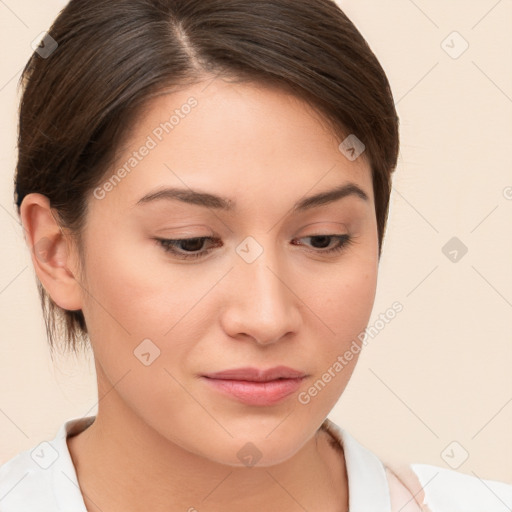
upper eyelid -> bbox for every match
[156,222,350,239]
[161,233,348,241]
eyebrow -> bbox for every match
[135,182,369,212]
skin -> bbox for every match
[21,77,380,511]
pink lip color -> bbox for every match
[202,366,306,406]
[204,377,304,406]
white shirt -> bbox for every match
[0,415,511,511]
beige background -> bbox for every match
[1,0,511,484]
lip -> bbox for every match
[202,366,307,406]
[204,366,306,382]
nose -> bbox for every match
[219,242,302,345]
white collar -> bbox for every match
[322,418,391,511]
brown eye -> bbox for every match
[156,237,221,260]
[293,234,352,255]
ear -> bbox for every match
[19,193,83,311]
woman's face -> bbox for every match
[77,78,379,466]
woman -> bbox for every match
[1,0,511,510]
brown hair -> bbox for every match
[14,0,400,354]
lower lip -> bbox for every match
[202,377,304,406]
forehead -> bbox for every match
[95,78,374,214]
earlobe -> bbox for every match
[19,193,83,311]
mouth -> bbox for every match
[201,366,307,406]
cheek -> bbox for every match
[78,233,211,427]
[79,228,208,338]
[296,252,378,399]
[307,254,378,343]
[78,228,225,396]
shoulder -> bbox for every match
[0,416,94,511]
[386,461,512,512]
[0,446,56,509]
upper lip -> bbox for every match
[203,366,306,382]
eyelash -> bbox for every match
[155,234,353,260]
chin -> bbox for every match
[185,426,313,469]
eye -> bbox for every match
[292,234,353,255]
[155,236,221,260]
